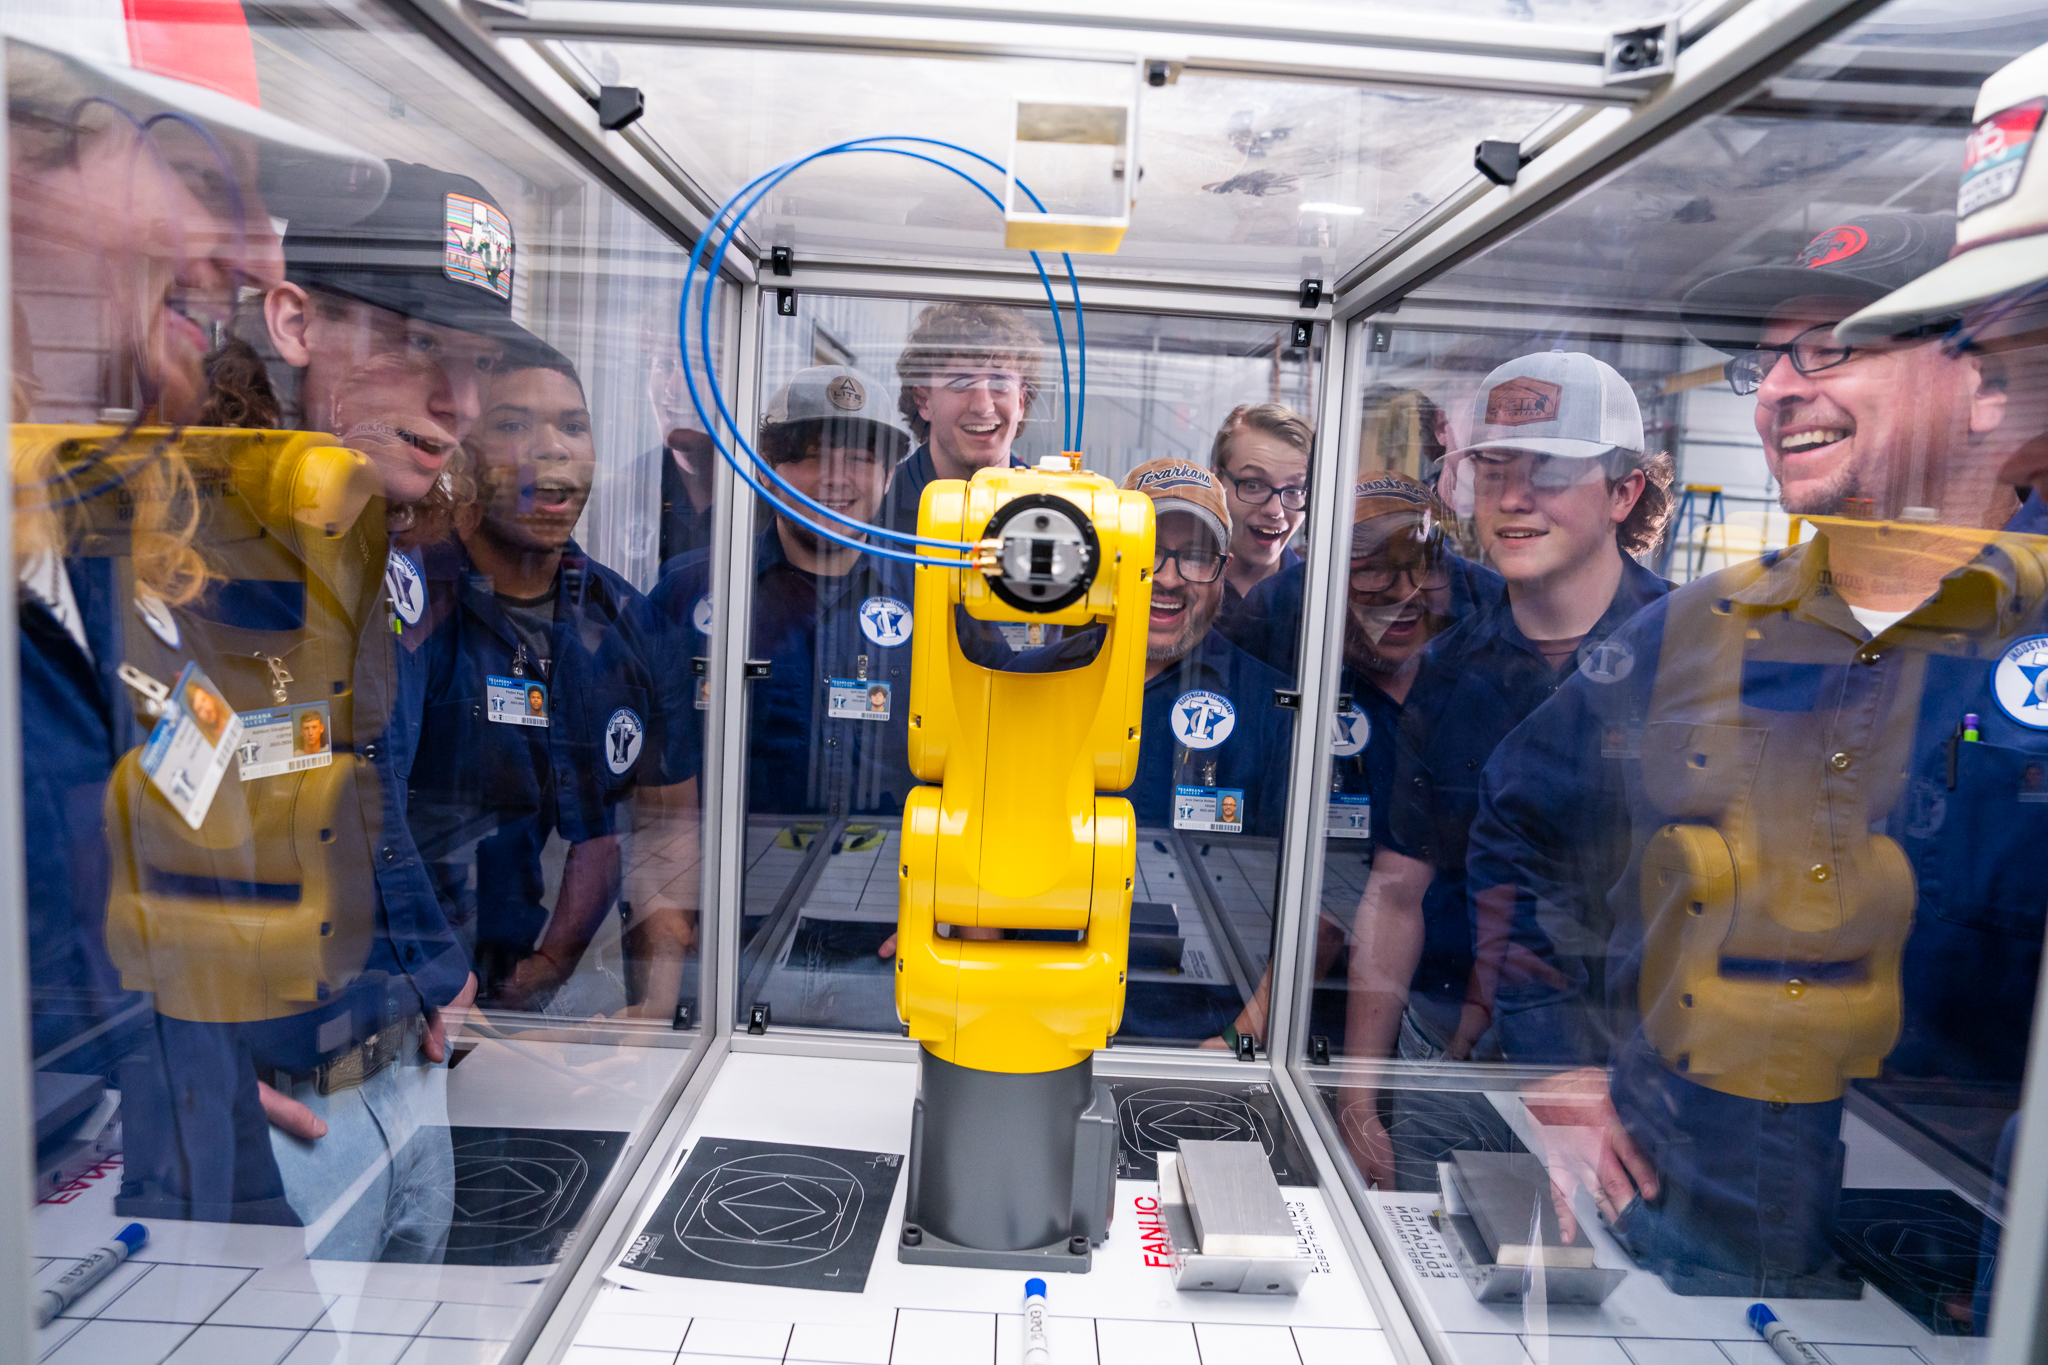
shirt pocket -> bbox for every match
[1921,739,2048,942]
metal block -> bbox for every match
[1177,1139,1298,1258]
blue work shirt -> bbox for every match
[1214,545,1301,654]
[877,442,1029,537]
[21,556,145,1072]
[1470,527,2048,1084]
[1011,626,1296,836]
[408,539,665,963]
[1325,555,1508,1010]
[1382,556,1670,1017]
[654,526,919,816]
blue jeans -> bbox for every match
[1609,1032,1859,1298]
[271,1027,455,1263]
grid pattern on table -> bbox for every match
[1447,1333,1950,1365]
[33,1256,527,1365]
[567,1307,1394,1365]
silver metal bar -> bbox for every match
[523,39,761,262]
[0,39,35,1365]
[1269,1062,1437,1365]
[1986,942,2048,1365]
[1263,316,1355,1069]
[780,262,1329,321]
[526,1040,733,1365]
[487,0,1649,105]
[1170,830,1260,1011]
[734,814,849,1013]
[1333,0,1893,322]
[376,0,756,283]
[709,282,765,1031]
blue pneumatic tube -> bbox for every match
[37,1223,147,1327]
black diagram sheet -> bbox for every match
[617,1137,903,1293]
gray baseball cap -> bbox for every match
[761,366,913,457]
[1448,351,1645,464]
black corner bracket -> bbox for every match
[1474,140,1527,188]
[592,85,645,132]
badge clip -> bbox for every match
[117,663,171,717]
[258,653,293,705]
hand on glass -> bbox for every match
[1523,1066,1657,1243]
[1336,1089,1396,1189]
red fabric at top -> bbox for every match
[123,0,261,107]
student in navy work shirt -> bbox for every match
[654,365,921,823]
[408,344,665,1014]
[1336,354,1673,1187]
[1469,212,2042,1298]
[1211,471,1504,1057]
[1210,403,1313,638]
[879,301,1043,536]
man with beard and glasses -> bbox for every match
[407,344,666,1015]
[1463,210,2033,1300]
[1210,471,1504,1060]
[656,368,922,1022]
[1835,44,2048,1328]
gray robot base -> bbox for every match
[898,1048,1116,1273]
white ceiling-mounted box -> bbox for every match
[1003,94,1137,254]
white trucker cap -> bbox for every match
[1449,351,1645,463]
[1839,42,2048,342]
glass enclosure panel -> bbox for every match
[563,41,1562,288]
[727,293,1323,1044]
[1300,0,2048,1358]
[12,0,718,1353]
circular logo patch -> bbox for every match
[134,593,180,649]
[604,708,645,774]
[1171,689,1237,750]
[859,596,913,648]
[826,375,866,411]
[385,551,425,626]
[1798,224,1869,269]
[1579,638,1635,685]
[691,595,714,636]
[1330,704,1370,757]
[1992,634,2048,729]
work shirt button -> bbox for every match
[1809,864,1831,883]
[381,846,397,864]
[362,742,379,761]
[1855,647,1882,665]
[1764,1204,1786,1224]
[1829,752,1852,772]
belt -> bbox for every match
[275,1020,409,1097]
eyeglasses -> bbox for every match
[1725,323,1859,395]
[941,373,1024,395]
[1224,475,1309,511]
[1349,559,1449,595]
[1154,546,1229,584]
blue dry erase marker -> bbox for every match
[1023,1277,1050,1365]
[37,1223,146,1328]
[1748,1304,1825,1365]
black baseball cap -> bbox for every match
[284,159,532,347]
[1679,213,1956,351]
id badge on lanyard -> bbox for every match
[139,662,243,829]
